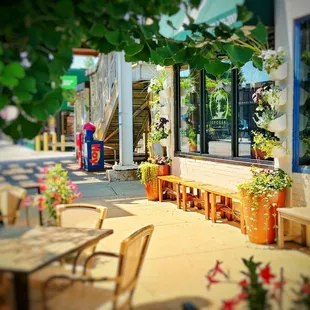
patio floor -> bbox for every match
[78,196,310,310]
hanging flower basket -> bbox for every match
[267,87,287,107]
[268,62,288,81]
[159,104,170,115]
[300,87,309,106]
[300,61,309,80]
[159,88,171,101]
[271,145,286,158]
[180,87,188,98]
[160,136,171,147]
[299,140,307,157]
[267,113,287,132]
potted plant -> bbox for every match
[180,75,196,97]
[149,155,172,176]
[22,164,82,224]
[205,256,310,310]
[263,85,287,107]
[261,47,287,81]
[181,123,197,152]
[138,162,159,201]
[253,107,286,132]
[252,131,287,159]
[238,167,292,244]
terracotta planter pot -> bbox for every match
[158,164,170,176]
[189,144,197,152]
[145,182,159,201]
[241,189,286,244]
[251,148,267,160]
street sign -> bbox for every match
[61,76,78,89]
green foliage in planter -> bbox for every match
[253,106,281,130]
[137,162,158,185]
[1,1,268,140]
[238,166,292,215]
[252,131,284,159]
[181,123,197,145]
[301,50,310,66]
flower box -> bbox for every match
[160,136,171,147]
[268,62,288,81]
[267,113,287,132]
[268,87,287,107]
[159,105,170,115]
[299,113,309,132]
[159,88,171,101]
[271,145,286,158]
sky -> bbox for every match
[71,56,98,69]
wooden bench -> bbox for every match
[158,175,193,209]
[158,176,245,234]
[277,207,310,248]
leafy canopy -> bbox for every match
[0,0,268,140]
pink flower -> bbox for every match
[42,167,49,174]
[39,184,46,192]
[76,192,82,198]
[21,196,32,207]
[53,201,58,207]
[69,184,78,191]
[260,265,275,284]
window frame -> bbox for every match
[293,15,310,174]
[173,65,273,167]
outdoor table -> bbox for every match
[0,226,113,310]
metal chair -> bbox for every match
[41,225,154,310]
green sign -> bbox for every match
[61,75,78,89]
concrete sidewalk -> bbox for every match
[73,195,310,310]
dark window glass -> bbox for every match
[179,66,201,153]
[298,18,310,166]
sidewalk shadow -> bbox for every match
[133,296,211,310]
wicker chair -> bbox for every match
[30,204,108,288]
[0,185,26,226]
[39,225,154,310]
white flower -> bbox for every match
[0,105,19,122]
[277,46,284,53]
[156,65,165,71]
[147,86,152,93]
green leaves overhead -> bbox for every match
[250,22,268,45]
[252,55,263,71]
[223,44,254,66]
[0,0,267,140]
[204,59,230,77]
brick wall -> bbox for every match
[171,157,252,191]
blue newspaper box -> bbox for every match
[83,140,104,172]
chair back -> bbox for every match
[115,225,154,296]
[0,185,26,225]
[56,204,108,229]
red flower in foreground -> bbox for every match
[206,275,220,289]
[221,298,239,310]
[273,280,285,292]
[239,279,248,287]
[260,265,275,284]
[302,281,310,294]
[237,292,248,301]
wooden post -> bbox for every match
[35,136,41,152]
[61,135,65,152]
[52,133,57,152]
[204,191,209,220]
[43,132,49,151]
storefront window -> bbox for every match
[205,72,232,157]
[175,64,272,163]
[179,66,201,153]
[294,16,310,172]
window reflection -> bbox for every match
[179,66,200,153]
[299,18,310,165]
[205,72,232,156]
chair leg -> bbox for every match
[240,201,246,234]
[176,183,181,209]
[278,214,284,248]
[182,185,187,211]
[158,179,163,202]
[204,191,209,220]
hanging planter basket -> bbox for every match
[160,104,170,116]
[271,145,286,158]
[268,62,288,81]
[300,87,309,107]
[159,88,171,101]
[299,140,307,157]
[180,87,188,98]
[268,114,287,132]
[160,136,171,147]
[300,61,309,80]
[181,106,188,115]
[268,87,287,107]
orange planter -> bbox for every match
[241,190,286,244]
[158,164,170,176]
[145,181,159,201]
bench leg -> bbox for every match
[158,179,163,202]
[240,201,246,234]
[204,191,209,220]
[176,184,181,209]
[182,185,187,211]
[278,214,284,248]
[301,224,307,246]
[211,193,216,223]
